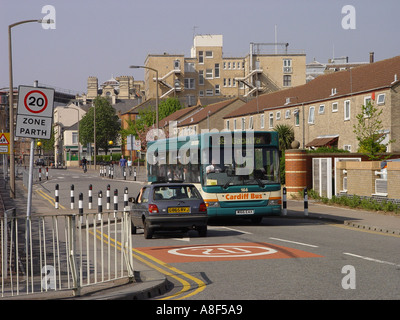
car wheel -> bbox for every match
[143,220,153,239]
[131,221,137,234]
[198,226,207,237]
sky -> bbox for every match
[1,0,399,94]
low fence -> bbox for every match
[1,210,134,298]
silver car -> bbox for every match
[130,182,208,239]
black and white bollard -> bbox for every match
[114,189,118,216]
[79,192,84,223]
[282,187,287,216]
[304,188,308,216]
[134,167,137,181]
[123,167,126,180]
[106,184,111,210]
[98,191,103,220]
[70,184,75,210]
[46,167,49,180]
[39,168,42,181]
[124,187,128,212]
[88,184,93,210]
[55,184,59,209]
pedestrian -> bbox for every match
[82,157,87,173]
[127,156,132,176]
[119,155,127,177]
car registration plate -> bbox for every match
[235,209,254,215]
[168,207,190,213]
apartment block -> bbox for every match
[143,35,306,106]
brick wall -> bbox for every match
[388,161,400,198]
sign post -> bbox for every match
[16,85,54,218]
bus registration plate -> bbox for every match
[236,209,254,215]
[168,207,190,213]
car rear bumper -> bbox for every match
[146,214,208,230]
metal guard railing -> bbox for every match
[1,210,134,298]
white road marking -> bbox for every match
[209,226,252,234]
[343,252,400,267]
[269,237,319,248]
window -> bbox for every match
[215,63,220,78]
[232,62,236,69]
[226,120,230,130]
[332,102,338,112]
[377,93,386,105]
[249,116,254,129]
[223,62,226,69]
[343,145,352,152]
[285,110,291,119]
[198,70,204,85]
[283,59,292,73]
[242,118,246,130]
[269,113,274,128]
[72,132,78,144]
[199,51,204,64]
[260,114,264,129]
[215,85,221,95]
[363,97,372,117]
[184,62,195,72]
[234,119,237,130]
[223,78,227,87]
[318,105,325,114]
[294,110,300,126]
[283,75,291,87]
[205,69,213,79]
[184,78,195,89]
[199,90,204,96]
[344,100,351,120]
[276,111,281,120]
[308,106,315,124]
[205,51,213,58]
[206,89,213,96]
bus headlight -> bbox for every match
[205,201,220,208]
[268,198,281,206]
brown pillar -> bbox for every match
[285,149,308,196]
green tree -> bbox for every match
[79,96,121,154]
[273,124,295,184]
[353,101,394,160]
[274,123,295,151]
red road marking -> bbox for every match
[135,242,323,263]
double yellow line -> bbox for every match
[36,188,66,210]
[92,230,206,300]
[36,187,206,299]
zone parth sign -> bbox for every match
[15,85,55,140]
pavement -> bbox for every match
[1,166,400,300]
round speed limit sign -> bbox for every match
[17,85,54,118]
[24,90,49,114]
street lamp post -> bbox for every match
[8,18,53,198]
[129,65,159,130]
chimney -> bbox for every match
[369,52,374,63]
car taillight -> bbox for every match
[148,204,159,213]
[199,202,207,212]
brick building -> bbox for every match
[142,34,306,105]
[224,55,400,153]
